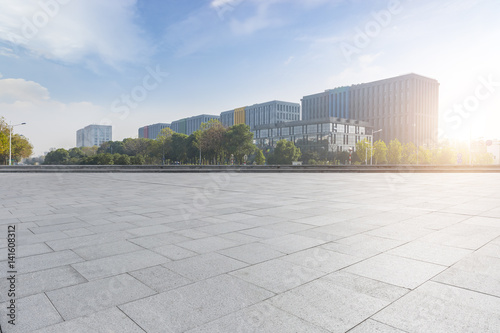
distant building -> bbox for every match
[76,125,112,147]
[221,101,300,130]
[253,117,372,153]
[301,73,439,146]
[138,123,170,139]
[171,114,220,136]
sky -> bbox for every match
[0,0,499,155]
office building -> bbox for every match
[302,74,439,146]
[138,123,170,139]
[253,117,372,153]
[76,125,112,148]
[171,114,220,136]
[220,101,300,130]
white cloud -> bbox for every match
[0,0,149,66]
[0,76,107,155]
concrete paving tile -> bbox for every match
[129,265,192,292]
[475,237,500,258]
[399,212,469,230]
[348,319,406,332]
[0,293,63,333]
[219,231,262,243]
[152,244,198,260]
[365,222,433,242]
[388,241,474,267]
[18,231,69,246]
[87,222,137,233]
[196,221,252,235]
[62,227,95,237]
[0,266,87,302]
[260,234,326,254]
[0,250,84,277]
[164,252,247,281]
[218,243,285,264]
[174,228,213,239]
[230,258,324,293]
[239,227,289,239]
[186,302,329,333]
[322,234,408,259]
[72,249,170,280]
[373,281,500,332]
[270,272,408,333]
[343,253,447,289]
[129,232,192,248]
[72,240,143,260]
[32,307,145,333]
[17,243,53,258]
[282,247,362,273]
[46,274,156,320]
[177,236,241,253]
[418,223,500,250]
[46,231,131,250]
[28,222,91,234]
[313,221,377,238]
[432,254,500,297]
[119,274,274,333]
[126,225,174,237]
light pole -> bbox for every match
[9,122,26,166]
[371,129,382,165]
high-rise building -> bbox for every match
[76,125,112,148]
[138,123,170,139]
[302,74,439,146]
[170,114,220,135]
[220,100,300,130]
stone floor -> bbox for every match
[0,172,499,332]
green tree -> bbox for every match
[373,140,388,164]
[267,139,301,165]
[433,144,455,165]
[156,128,174,164]
[44,148,70,165]
[0,117,33,164]
[387,139,402,164]
[255,149,266,165]
[130,155,145,165]
[224,124,256,164]
[98,141,125,155]
[401,143,417,164]
[200,119,226,164]
[418,146,432,164]
[355,139,373,164]
[113,154,131,165]
[171,133,189,162]
[95,153,114,165]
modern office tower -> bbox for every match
[220,101,300,130]
[171,114,220,135]
[138,123,170,139]
[253,117,372,154]
[302,74,439,146]
[76,125,112,148]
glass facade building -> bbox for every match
[76,125,112,148]
[138,123,170,139]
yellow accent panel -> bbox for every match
[234,107,246,125]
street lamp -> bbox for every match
[9,122,26,166]
[370,129,382,165]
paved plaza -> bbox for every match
[0,172,499,332]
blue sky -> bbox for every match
[0,0,499,155]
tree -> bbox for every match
[95,153,114,165]
[200,119,226,164]
[170,133,188,163]
[267,139,301,165]
[474,152,494,165]
[255,149,266,165]
[373,140,388,164]
[224,124,256,164]
[433,144,455,165]
[0,117,33,164]
[97,141,125,155]
[387,139,402,164]
[156,128,174,164]
[355,139,372,164]
[113,154,131,165]
[401,143,417,164]
[418,146,432,164]
[44,148,70,165]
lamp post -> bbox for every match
[371,129,382,165]
[9,122,26,166]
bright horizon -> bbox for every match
[1,0,499,156]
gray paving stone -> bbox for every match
[126,224,174,237]
[152,244,198,260]
[373,281,500,332]
[0,266,87,302]
[0,293,63,333]
[230,258,324,293]
[186,302,329,333]
[347,319,406,332]
[270,271,408,332]
[46,274,156,320]
[120,274,274,333]
[282,247,362,273]
[28,222,91,234]
[72,249,170,280]
[32,307,145,333]
[17,243,53,258]
[387,241,473,266]
[72,240,143,260]
[46,231,131,250]
[260,234,326,253]
[419,222,500,250]
[164,252,248,281]
[129,265,192,292]
[177,236,241,253]
[218,242,285,264]
[322,234,406,259]
[129,232,192,248]
[343,253,447,289]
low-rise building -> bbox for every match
[138,123,170,139]
[171,114,220,135]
